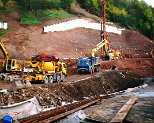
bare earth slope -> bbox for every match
[1,11,154,59]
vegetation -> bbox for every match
[77,0,154,40]
[0,0,153,40]
[0,29,8,37]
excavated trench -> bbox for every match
[1,70,142,107]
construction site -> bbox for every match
[0,0,154,123]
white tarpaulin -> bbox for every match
[44,19,124,35]
[0,97,42,120]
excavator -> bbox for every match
[91,0,121,60]
[0,39,22,73]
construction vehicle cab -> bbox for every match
[5,59,21,72]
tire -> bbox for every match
[97,66,100,72]
[90,67,94,74]
[44,75,48,84]
[60,74,65,82]
[94,66,97,72]
[96,66,100,72]
[48,76,53,83]
[56,74,61,82]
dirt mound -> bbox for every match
[109,30,154,58]
[100,58,154,77]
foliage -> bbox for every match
[77,0,102,16]
[1,0,152,40]
[36,9,72,20]
[15,0,74,11]
[60,0,75,10]
[20,11,42,24]
[78,0,154,40]
[20,10,73,24]
[0,29,8,37]
[1,0,9,8]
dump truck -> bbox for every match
[77,57,100,74]
[24,54,67,83]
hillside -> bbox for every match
[0,2,154,122]
[0,11,154,60]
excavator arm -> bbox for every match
[0,40,21,72]
[0,40,9,71]
[91,39,110,57]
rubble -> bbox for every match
[0,70,142,108]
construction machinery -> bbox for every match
[91,0,111,60]
[0,39,22,73]
[91,0,121,60]
[77,0,122,74]
[24,54,67,83]
[77,57,100,74]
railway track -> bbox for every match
[19,93,114,123]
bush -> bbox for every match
[20,11,41,24]
[60,0,75,10]
[36,9,73,20]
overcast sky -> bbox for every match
[142,0,154,7]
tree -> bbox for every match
[1,0,9,8]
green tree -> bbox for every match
[1,0,9,8]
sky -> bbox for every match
[142,0,154,7]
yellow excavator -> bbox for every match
[91,37,121,60]
[91,36,111,60]
[0,39,22,73]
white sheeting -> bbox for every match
[0,22,7,29]
[0,97,42,120]
[44,19,124,35]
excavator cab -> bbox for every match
[5,59,21,72]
